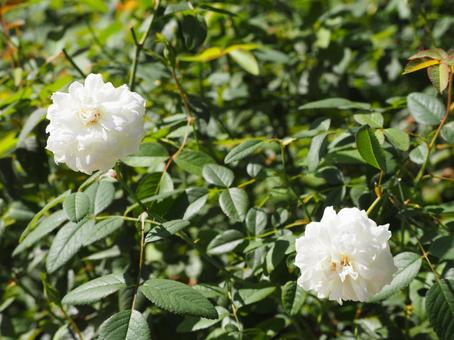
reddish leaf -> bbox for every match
[408,48,446,61]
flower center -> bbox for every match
[330,255,351,272]
[340,255,350,267]
[78,107,102,125]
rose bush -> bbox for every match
[1,1,454,340]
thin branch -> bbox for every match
[131,212,148,310]
[154,65,198,194]
[115,163,147,213]
[59,305,84,340]
[62,49,86,78]
[128,0,159,90]
[415,72,453,183]
[95,215,160,225]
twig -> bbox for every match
[178,231,248,284]
[129,0,160,90]
[115,163,147,214]
[170,64,200,147]
[95,215,160,225]
[227,287,242,338]
[415,237,440,282]
[249,219,308,239]
[366,196,382,215]
[59,305,84,340]
[131,212,148,310]
[415,72,453,183]
[62,49,86,78]
[367,170,384,215]
[154,65,198,193]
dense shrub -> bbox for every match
[1,1,454,339]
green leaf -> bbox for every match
[426,279,454,340]
[402,59,441,75]
[371,252,422,302]
[353,113,384,128]
[63,192,90,222]
[409,143,428,165]
[246,163,263,177]
[0,131,17,157]
[383,128,410,151]
[229,49,260,75]
[207,230,244,255]
[85,180,115,215]
[13,210,67,256]
[266,238,291,273]
[16,108,46,148]
[441,121,454,143]
[122,142,168,168]
[62,273,127,305]
[355,126,386,170]
[427,63,451,93]
[19,190,71,242]
[178,15,207,52]
[183,190,208,220]
[306,133,327,172]
[177,306,228,333]
[98,310,151,340]
[219,188,248,222]
[140,279,218,319]
[407,92,444,125]
[224,140,264,164]
[41,272,61,306]
[299,98,371,110]
[202,164,234,187]
[79,0,108,12]
[136,172,173,199]
[281,281,305,316]
[175,149,215,176]
[245,208,267,235]
[46,219,94,273]
[237,286,276,306]
[85,246,121,261]
[430,236,454,261]
[82,217,123,247]
[145,219,190,243]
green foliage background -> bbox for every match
[1,0,454,339]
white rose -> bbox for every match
[294,206,396,304]
[46,73,145,174]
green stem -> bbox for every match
[178,231,248,283]
[131,213,147,310]
[59,305,84,340]
[62,49,86,78]
[77,171,103,192]
[170,65,199,147]
[154,65,198,194]
[279,142,300,202]
[128,1,159,90]
[289,316,305,340]
[115,163,148,214]
[366,196,382,215]
[415,72,453,184]
[95,215,159,225]
[226,281,242,337]
[415,236,440,283]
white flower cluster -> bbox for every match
[46,73,145,174]
[295,206,396,304]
